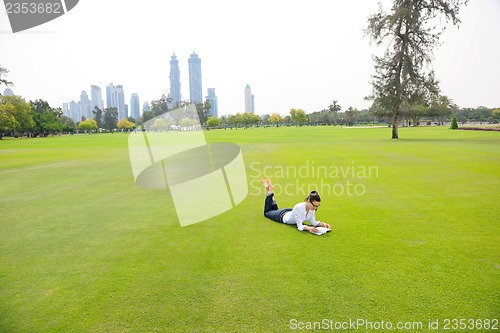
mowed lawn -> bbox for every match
[0,126,498,332]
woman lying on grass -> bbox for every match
[261,178,331,233]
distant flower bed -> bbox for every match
[457,127,500,131]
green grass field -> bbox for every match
[1,126,499,332]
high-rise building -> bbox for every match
[106,83,116,109]
[115,85,126,119]
[69,100,79,123]
[106,83,127,119]
[130,93,140,119]
[80,90,92,120]
[62,102,69,118]
[245,84,254,114]
[90,85,104,111]
[205,88,218,117]
[3,88,13,96]
[169,53,181,107]
[143,102,150,113]
[188,52,202,104]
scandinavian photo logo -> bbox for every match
[248,160,379,197]
[128,104,248,227]
[3,0,79,33]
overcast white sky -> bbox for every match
[0,0,499,116]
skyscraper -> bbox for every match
[106,83,116,109]
[115,85,126,119]
[80,90,92,120]
[169,53,181,107]
[205,88,218,117]
[62,102,69,118]
[245,84,254,114]
[3,87,13,96]
[188,52,202,104]
[106,83,127,119]
[90,85,104,111]
[130,93,140,119]
[69,100,79,122]
[143,102,150,113]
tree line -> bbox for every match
[1,90,499,138]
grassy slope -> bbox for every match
[0,127,498,332]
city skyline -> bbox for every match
[1,1,498,116]
[61,51,214,122]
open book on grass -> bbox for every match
[311,227,331,235]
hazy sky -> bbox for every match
[1,0,499,116]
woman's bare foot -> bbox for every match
[261,178,270,192]
[261,178,275,194]
[266,178,275,192]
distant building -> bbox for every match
[188,52,203,104]
[106,83,127,119]
[62,103,69,117]
[130,93,140,119]
[169,54,181,107]
[143,102,150,113]
[90,85,104,111]
[245,84,254,114]
[106,83,116,109]
[80,90,92,120]
[69,100,79,122]
[205,88,218,117]
[116,85,126,119]
[3,87,13,96]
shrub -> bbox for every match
[450,116,458,129]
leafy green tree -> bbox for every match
[150,94,171,117]
[269,113,284,126]
[344,107,361,126]
[30,99,63,136]
[141,110,154,124]
[366,0,467,138]
[492,108,500,122]
[240,112,260,127]
[427,95,453,125]
[206,116,220,128]
[92,106,103,128]
[196,101,211,125]
[180,117,197,127]
[149,116,175,131]
[290,108,308,126]
[0,95,34,137]
[103,107,118,131]
[117,118,135,132]
[474,106,491,124]
[400,102,427,127]
[0,103,18,137]
[369,103,391,124]
[260,114,270,125]
[41,112,63,134]
[226,114,240,127]
[60,116,76,133]
[327,100,341,125]
[219,115,228,126]
[79,119,98,133]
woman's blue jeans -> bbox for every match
[264,193,292,222]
